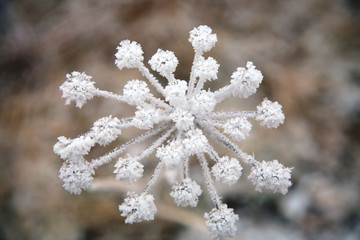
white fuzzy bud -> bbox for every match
[223,117,252,142]
[114,156,144,184]
[193,56,219,81]
[211,156,243,185]
[91,115,122,146]
[59,159,94,195]
[256,98,285,128]
[170,178,202,207]
[119,192,157,223]
[248,160,293,195]
[132,106,164,130]
[115,40,144,69]
[148,49,178,78]
[204,204,239,240]
[189,25,217,54]
[182,129,208,156]
[123,80,151,105]
[60,72,97,108]
[230,61,263,98]
[164,80,188,107]
[190,90,217,115]
[156,140,186,168]
[53,135,95,161]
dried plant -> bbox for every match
[54,25,291,239]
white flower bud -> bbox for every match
[115,40,144,69]
[59,159,94,195]
[156,140,185,169]
[123,80,151,105]
[148,49,178,78]
[170,178,202,207]
[256,98,285,128]
[190,90,217,114]
[132,106,164,130]
[114,157,144,184]
[182,129,208,156]
[193,56,219,81]
[223,117,252,142]
[91,115,122,146]
[189,25,217,54]
[53,135,95,161]
[248,160,293,195]
[211,156,243,185]
[60,72,97,108]
[204,204,239,240]
[119,192,157,223]
[230,61,263,98]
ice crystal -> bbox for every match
[54,25,291,239]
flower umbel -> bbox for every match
[54,25,291,239]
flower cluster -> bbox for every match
[54,25,291,239]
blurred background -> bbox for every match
[0,0,360,239]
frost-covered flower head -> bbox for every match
[54,25,290,239]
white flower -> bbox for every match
[53,135,95,161]
[170,178,202,207]
[169,109,195,132]
[164,80,188,107]
[189,25,217,54]
[60,71,97,108]
[115,40,144,69]
[91,115,122,146]
[132,106,164,130]
[182,129,209,156]
[193,56,219,82]
[123,80,151,105]
[189,90,217,115]
[248,160,293,195]
[59,159,94,195]
[55,25,290,237]
[119,192,157,223]
[148,49,178,78]
[156,140,186,168]
[204,204,239,240]
[223,117,252,142]
[211,156,243,185]
[230,61,263,98]
[114,156,144,184]
[256,98,285,128]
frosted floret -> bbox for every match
[156,140,186,168]
[223,117,252,142]
[115,40,144,70]
[53,135,95,161]
[182,129,208,156]
[170,109,194,131]
[193,56,219,81]
[204,204,239,240]
[60,72,97,108]
[189,25,217,54]
[59,159,94,195]
[248,160,293,195]
[164,80,188,107]
[170,178,202,207]
[132,106,164,130]
[190,90,217,114]
[123,80,151,105]
[256,99,285,128]
[119,192,157,223]
[114,156,144,184]
[211,156,243,185]
[148,49,179,78]
[91,116,122,146]
[230,61,263,98]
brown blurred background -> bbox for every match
[0,0,360,239]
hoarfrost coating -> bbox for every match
[54,25,291,239]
